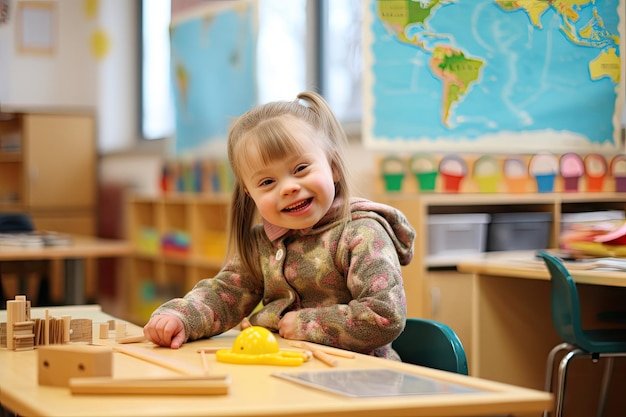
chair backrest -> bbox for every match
[392,318,469,375]
[0,213,34,233]
[537,251,584,347]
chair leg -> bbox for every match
[554,348,586,417]
[596,356,614,417]
[542,342,575,417]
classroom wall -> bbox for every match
[0,0,140,154]
[0,1,96,108]
[0,0,378,199]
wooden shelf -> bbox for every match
[377,192,626,317]
[0,110,97,305]
[126,193,230,322]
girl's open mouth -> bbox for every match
[283,198,313,212]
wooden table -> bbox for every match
[0,305,553,417]
[0,236,132,305]
[458,251,626,417]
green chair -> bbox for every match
[392,317,469,375]
[538,251,626,417]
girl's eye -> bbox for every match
[295,164,308,174]
[259,179,274,187]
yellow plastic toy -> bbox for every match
[216,326,307,366]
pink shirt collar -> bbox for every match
[263,219,290,241]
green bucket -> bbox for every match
[383,173,405,192]
[415,171,437,192]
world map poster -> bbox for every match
[170,1,256,156]
[363,0,625,153]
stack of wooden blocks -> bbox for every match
[1,295,93,349]
[6,295,35,351]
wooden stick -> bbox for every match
[112,345,203,375]
[115,334,146,344]
[44,309,50,345]
[69,375,230,396]
[287,341,356,358]
[200,350,210,375]
[240,317,252,329]
[196,347,230,353]
[311,348,338,367]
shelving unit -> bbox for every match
[126,191,626,330]
[126,193,231,323]
[0,109,97,303]
[377,192,626,319]
[0,110,97,234]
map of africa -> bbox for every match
[363,0,624,152]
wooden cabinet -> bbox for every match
[377,192,626,322]
[0,110,97,304]
[0,110,97,235]
[126,193,230,323]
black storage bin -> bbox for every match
[487,212,552,251]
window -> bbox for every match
[140,0,173,140]
[319,0,363,124]
[140,0,363,141]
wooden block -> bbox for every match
[62,316,71,344]
[7,299,26,350]
[69,319,93,343]
[38,345,113,387]
[0,322,6,348]
[115,321,126,339]
[99,322,109,339]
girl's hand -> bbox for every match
[143,314,186,349]
[277,311,301,340]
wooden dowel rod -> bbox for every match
[200,350,210,375]
[311,348,338,367]
[69,375,230,395]
[112,345,202,375]
[196,347,230,353]
[115,334,146,344]
[288,341,355,358]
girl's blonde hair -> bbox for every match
[227,91,353,278]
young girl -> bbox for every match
[143,91,415,359]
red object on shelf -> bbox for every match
[594,222,626,246]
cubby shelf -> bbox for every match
[377,192,626,318]
[377,191,626,362]
[126,193,231,323]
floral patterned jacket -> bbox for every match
[151,198,416,359]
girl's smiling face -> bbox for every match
[238,117,338,230]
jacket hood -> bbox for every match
[347,198,415,266]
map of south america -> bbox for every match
[377,0,485,127]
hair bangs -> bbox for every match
[239,118,308,168]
